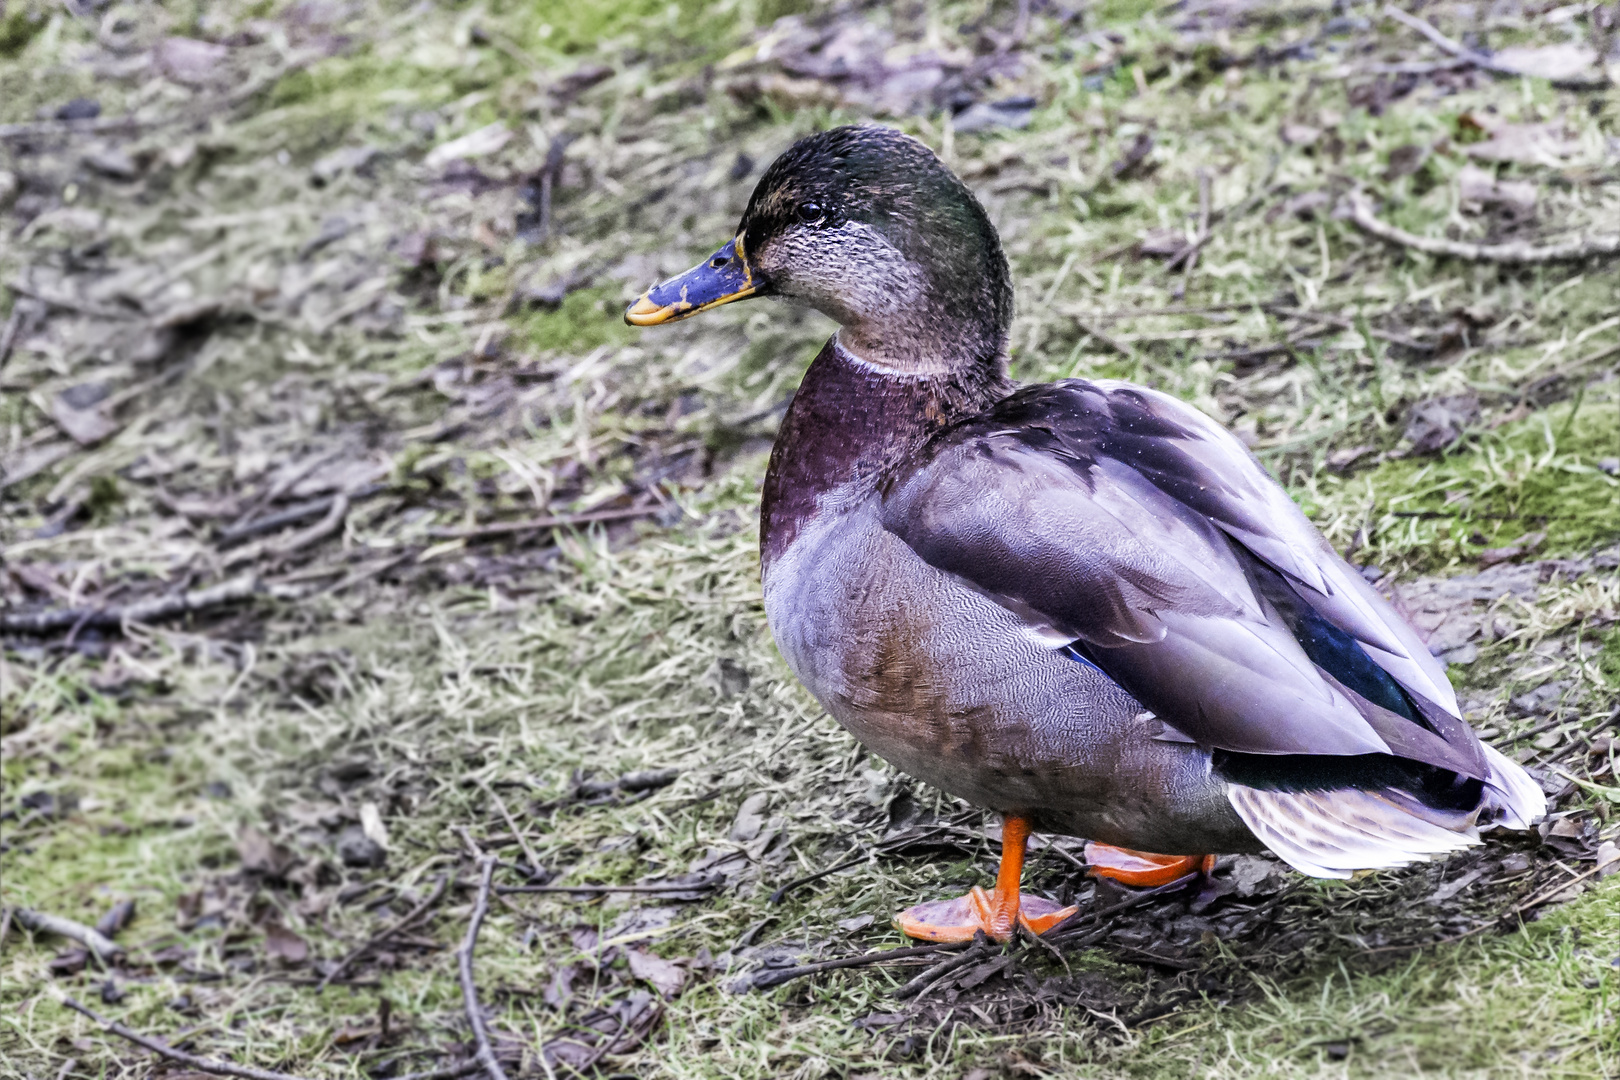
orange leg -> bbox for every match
[895,816,1079,944]
[1082,842,1216,887]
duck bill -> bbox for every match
[624,236,757,326]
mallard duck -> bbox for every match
[625,125,1544,943]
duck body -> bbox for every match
[761,339,1257,854]
[627,123,1544,936]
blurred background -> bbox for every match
[2,1,1618,1077]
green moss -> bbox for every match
[0,4,48,60]
[515,286,637,354]
[1093,0,1161,26]
[1298,392,1620,570]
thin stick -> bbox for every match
[1262,305,1432,352]
[59,996,315,1080]
[1071,317,1137,359]
[1382,5,1608,88]
[457,856,511,1080]
[893,936,994,999]
[0,302,25,368]
[1340,193,1620,265]
[390,1062,486,1080]
[769,855,866,904]
[747,940,965,991]
[15,909,125,962]
[479,780,544,878]
[1,575,260,635]
[1176,170,1211,300]
[427,503,659,541]
[493,878,720,896]
[225,493,353,567]
[319,874,448,990]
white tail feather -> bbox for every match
[1479,742,1547,831]
[1228,784,1482,879]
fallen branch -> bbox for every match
[1263,305,1433,352]
[493,876,722,896]
[457,856,512,1080]
[15,909,124,962]
[1071,318,1137,358]
[223,490,362,568]
[0,575,260,635]
[893,935,994,999]
[1382,5,1610,89]
[1339,194,1620,265]
[59,996,314,1080]
[746,940,962,991]
[391,1063,486,1080]
[427,503,660,541]
[319,874,448,990]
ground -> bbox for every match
[2,1,1619,1078]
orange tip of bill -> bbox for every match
[624,294,675,326]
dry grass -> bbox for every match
[3,0,1619,1078]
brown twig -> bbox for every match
[893,935,995,999]
[457,856,511,1080]
[390,1062,487,1080]
[747,940,965,991]
[1175,170,1212,300]
[427,503,660,541]
[0,301,28,368]
[0,575,260,635]
[493,877,722,896]
[479,781,544,878]
[1071,317,1137,358]
[1339,193,1620,265]
[15,909,125,962]
[319,874,448,990]
[1382,4,1609,89]
[1262,305,1432,352]
[223,492,358,566]
[60,996,316,1080]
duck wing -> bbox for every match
[879,378,1482,778]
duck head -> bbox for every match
[625,124,1013,376]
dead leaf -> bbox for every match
[1480,531,1546,568]
[1404,395,1479,454]
[1382,142,1430,181]
[1457,164,1537,219]
[1596,841,1619,877]
[264,924,310,964]
[156,37,230,85]
[1326,444,1377,473]
[1489,43,1597,82]
[1269,189,1332,221]
[1110,132,1154,179]
[358,802,390,850]
[49,395,118,446]
[1280,122,1321,146]
[424,123,512,170]
[237,827,296,877]
[728,792,770,842]
[1460,112,1580,166]
[627,948,688,998]
[1137,228,1189,258]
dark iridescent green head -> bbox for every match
[627,125,1013,375]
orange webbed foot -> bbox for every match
[893,815,1078,944]
[896,887,1078,944]
[1083,842,1216,887]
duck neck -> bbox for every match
[760,338,1010,569]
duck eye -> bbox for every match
[798,203,823,224]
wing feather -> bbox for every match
[880,379,1471,769]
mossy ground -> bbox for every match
[3,1,1618,1078]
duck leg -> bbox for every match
[895,815,1078,944]
[1082,842,1216,887]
